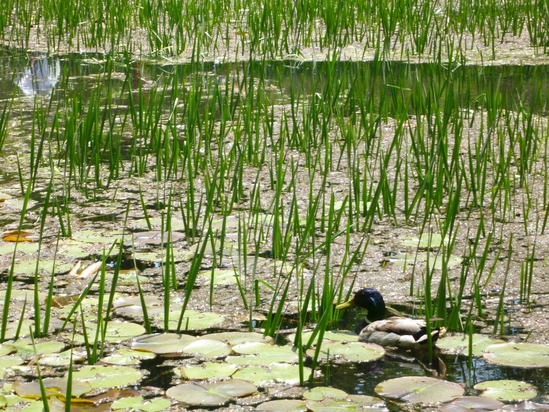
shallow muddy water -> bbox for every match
[0,44,548,409]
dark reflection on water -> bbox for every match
[334,311,549,402]
[322,354,549,402]
[0,46,548,116]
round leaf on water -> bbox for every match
[0,320,33,340]
[391,252,461,269]
[13,377,92,398]
[206,331,272,345]
[58,240,89,258]
[72,321,145,343]
[203,379,257,397]
[347,394,387,408]
[111,395,172,411]
[439,396,504,412]
[289,330,359,344]
[228,342,298,364]
[133,230,185,245]
[114,295,161,309]
[167,383,229,406]
[13,340,65,356]
[0,343,16,356]
[302,387,385,409]
[306,341,385,362]
[303,387,348,401]
[131,217,186,231]
[210,215,241,231]
[233,364,311,385]
[375,376,464,404]
[160,310,225,330]
[71,230,126,244]
[182,338,232,358]
[132,333,197,354]
[506,401,549,410]
[72,365,143,389]
[436,334,505,356]
[256,399,308,411]
[166,380,256,406]
[0,356,24,378]
[38,349,86,367]
[401,234,446,248]
[483,343,549,368]
[0,242,39,255]
[101,349,156,365]
[178,362,238,380]
[14,260,73,275]
[306,397,388,412]
[198,268,239,286]
[474,380,537,401]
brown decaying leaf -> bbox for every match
[76,261,103,279]
[2,229,36,242]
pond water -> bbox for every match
[0,45,548,409]
[1,47,548,116]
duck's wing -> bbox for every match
[366,317,427,336]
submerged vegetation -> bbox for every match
[0,0,548,410]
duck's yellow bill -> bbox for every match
[335,299,356,310]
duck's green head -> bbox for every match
[335,288,386,321]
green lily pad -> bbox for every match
[72,365,143,389]
[182,338,232,358]
[0,319,33,340]
[37,349,86,367]
[206,331,272,345]
[436,334,505,356]
[0,356,25,378]
[111,395,172,411]
[109,270,148,286]
[71,230,127,243]
[303,387,349,401]
[133,230,185,245]
[198,268,239,286]
[474,380,537,401]
[401,233,447,248]
[288,330,359,344]
[131,217,185,231]
[0,344,17,356]
[439,396,504,411]
[166,380,257,406]
[483,343,549,368]
[100,349,156,365]
[113,295,162,307]
[13,260,73,275]
[72,320,146,343]
[0,242,39,255]
[151,309,225,330]
[12,340,65,356]
[132,333,197,354]
[178,362,238,380]
[375,376,464,404]
[390,252,462,269]
[57,240,90,258]
[228,342,298,364]
[306,397,388,411]
[0,393,41,410]
[232,364,311,385]
[256,399,308,411]
[306,341,385,363]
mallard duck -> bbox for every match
[336,288,445,350]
